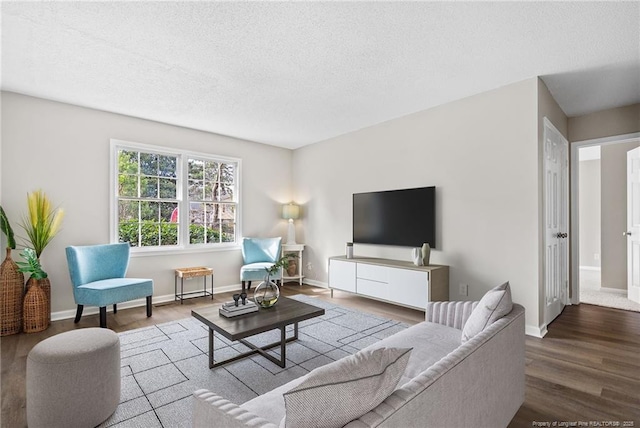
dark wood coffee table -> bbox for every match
[191,296,325,369]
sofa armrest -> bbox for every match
[193,389,278,428]
[425,301,478,330]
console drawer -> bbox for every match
[357,278,389,301]
[357,263,389,283]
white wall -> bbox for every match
[568,103,640,142]
[578,159,601,268]
[292,78,543,333]
[1,92,293,316]
[2,79,571,335]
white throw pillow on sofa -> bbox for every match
[461,281,513,343]
[281,347,412,428]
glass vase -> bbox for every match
[254,278,280,308]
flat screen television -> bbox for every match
[353,186,436,248]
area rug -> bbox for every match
[580,288,640,312]
[99,295,409,428]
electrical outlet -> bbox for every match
[306,263,313,270]
[594,253,600,261]
[459,283,468,296]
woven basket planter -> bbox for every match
[26,276,51,324]
[23,278,49,333]
[1,248,25,336]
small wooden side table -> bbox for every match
[174,267,214,304]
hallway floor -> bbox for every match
[579,268,640,312]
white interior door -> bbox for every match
[627,147,640,303]
[544,118,569,325]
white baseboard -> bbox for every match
[51,294,173,321]
[579,266,601,271]
[211,283,246,294]
[51,283,247,322]
[598,287,626,294]
[303,278,328,288]
[525,323,547,338]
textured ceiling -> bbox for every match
[2,2,639,149]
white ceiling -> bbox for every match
[2,2,639,149]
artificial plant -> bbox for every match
[264,254,297,278]
[20,190,64,258]
[16,248,48,280]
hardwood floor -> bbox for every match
[2,285,639,427]
[510,303,640,427]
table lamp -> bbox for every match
[282,203,300,245]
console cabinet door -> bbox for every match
[388,267,428,309]
[329,260,356,292]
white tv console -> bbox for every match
[328,256,449,311]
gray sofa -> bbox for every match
[193,301,525,428]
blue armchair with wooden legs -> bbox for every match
[65,243,154,328]
[240,237,283,293]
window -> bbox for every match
[111,140,240,251]
[187,158,237,244]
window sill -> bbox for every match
[129,243,242,257]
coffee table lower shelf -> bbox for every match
[207,323,298,369]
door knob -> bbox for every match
[623,231,632,236]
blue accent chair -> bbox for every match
[240,237,283,293]
[65,243,154,328]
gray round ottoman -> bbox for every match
[27,327,121,428]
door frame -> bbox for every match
[569,132,640,305]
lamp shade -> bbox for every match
[282,204,300,220]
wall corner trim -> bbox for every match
[526,323,548,338]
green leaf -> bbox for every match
[0,205,16,249]
[264,255,295,276]
[17,248,47,279]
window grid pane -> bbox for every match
[117,149,180,248]
[187,157,237,245]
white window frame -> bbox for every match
[110,139,242,255]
